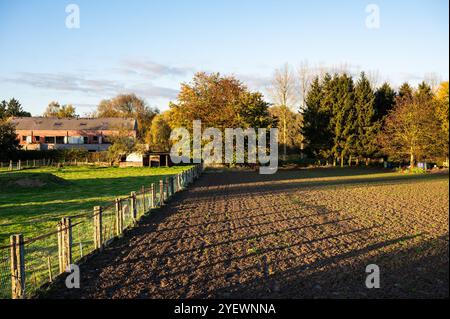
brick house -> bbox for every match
[9,117,137,152]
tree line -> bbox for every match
[1,68,449,168]
[1,99,31,160]
[302,74,448,167]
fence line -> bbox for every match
[0,164,203,299]
[0,158,121,172]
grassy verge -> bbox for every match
[0,165,192,245]
[0,165,193,298]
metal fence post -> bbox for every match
[93,206,103,250]
[10,234,25,299]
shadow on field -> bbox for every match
[193,169,449,200]
[209,235,449,299]
[37,169,449,299]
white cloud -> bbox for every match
[1,71,179,100]
[119,59,195,78]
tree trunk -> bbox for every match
[340,154,344,168]
[348,155,352,167]
[410,152,415,168]
[282,106,287,161]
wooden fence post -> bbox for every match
[33,159,36,167]
[130,192,137,221]
[141,186,147,213]
[57,218,72,274]
[177,174,182,191]
[151,184,156,208]
[93,206,103,250]
[18,160,21,170]
[10,234,25,299]
[159,180,164,205]
[180,171,184,188]
[165,177,170,199]
[9,160,12,171]
[115,198,123,236]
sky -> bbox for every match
[0,0,448,116]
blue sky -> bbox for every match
[0,0,448,115]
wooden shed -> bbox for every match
[148,152,173,167]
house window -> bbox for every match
[35,136,40,142]
[68,136,84,144]
[83,136,89,144]
[45,136,56,144]
[93,136,99,143]
[22,136,33,144]
[56,136,65,144]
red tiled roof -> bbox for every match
[9,117,137,131]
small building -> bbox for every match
[120,152,173,167]
[148,152,173,167]
[10,117,137,152]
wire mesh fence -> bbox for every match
[23,231,59,297]
[0,158,112,172]
[0,164,203,299]
[0,248,11,299]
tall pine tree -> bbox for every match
[354,72,378,164]
[330,74,356,167]
[320,73,338,163]
[374,82,396,121]
[398,83,414,101]
[302,76,332,160]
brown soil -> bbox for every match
[41,169,449,299]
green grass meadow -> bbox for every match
[0,165,192,246]
[0,165,194,298]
